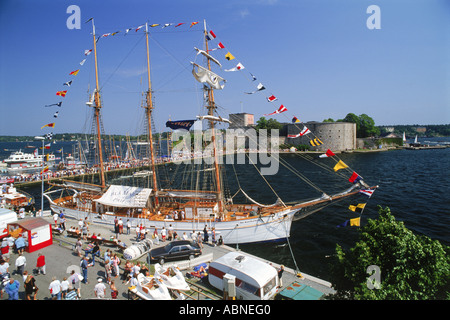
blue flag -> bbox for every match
[165,120,195,130]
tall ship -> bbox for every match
[44,20,376,244]
[3,149,56,173]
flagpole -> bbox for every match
[35,136,45,216]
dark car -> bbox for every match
[149,240,202,264]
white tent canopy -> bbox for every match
[94,185,152,208]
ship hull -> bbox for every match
[48,202,295,244]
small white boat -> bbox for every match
[154,263,190,291]
[123,239,153,260]
[135,273,171,300]
[133,170,153,177]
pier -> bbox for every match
[3,212,335,301]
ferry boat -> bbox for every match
[3,150,56,173]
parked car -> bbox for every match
[149,240,202,264]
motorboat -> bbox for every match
[154,263,190,291]
[135,273,171,300]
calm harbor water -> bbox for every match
[1,137,449,281]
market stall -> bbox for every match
[7,217,53,253]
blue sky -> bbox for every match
[0,0,449,136]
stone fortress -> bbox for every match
[228,113,357,152]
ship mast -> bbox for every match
[91,19,106,189]
[203,20,224,213]
[144,23,159,206]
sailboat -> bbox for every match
[44,20,376,244]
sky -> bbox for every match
[0,0,449,136]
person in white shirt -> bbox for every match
[61,277,70,298]
[49,276,62,300]
[126,220,131,235]
[14,254,26,276]
[118,218,123,234]
[94,278,106,298]
[53,213,58,227]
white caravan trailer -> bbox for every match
[208,251,279,300]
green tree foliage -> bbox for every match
[255,117,283,132]
[337,113,380,138]
[329,206,450,300]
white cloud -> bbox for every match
[239,9,250,18]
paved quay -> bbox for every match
[1,214,335,300]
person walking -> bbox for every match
[203,225,209,243]
[36,252,46,275]
[48,276,62,300]
[75,237,83,257]
[61,277,69,299]
[53,212,58,228]
[87,242,100,266]
[118,218,123,234]
[104,259,112,284]
[94,278,107,299]
[80,257,89,284]
[24,273,38,300]
[68,269,81,298]
[65,287,78,300]
[110,280,118,299]
[15,253,26,276]
[111,254,120,279]
[4,278,20,300]
[126,219,131,235]
[277,265,284,288]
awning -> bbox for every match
[94,185,152,208]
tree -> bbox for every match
[255,117,283,131]
[329,206,450,300]
[358,113,380,137]
[338,113,379,138]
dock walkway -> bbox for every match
[2,213,335,300]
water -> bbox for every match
[1,137,449,281]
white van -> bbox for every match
[0,208,18,239]
[208,252,279,300]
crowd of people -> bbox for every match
[0,204,229,300]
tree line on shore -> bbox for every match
[1,116,448,142]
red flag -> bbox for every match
[267,95,277,102]
[263,105,287,116]
[349,172,362,184]
[206,30,216,40]
[319,149,336,158]
[288,126,311,138]
[56,91,67,97]
[218,42,225,49]
[175,23,185,27]
[41,123,55,129]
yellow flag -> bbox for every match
[225,52,235,61]
[333,160,348,172]
[350,217,360,227]
[70,69,80,76]
[349,203,366,213]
